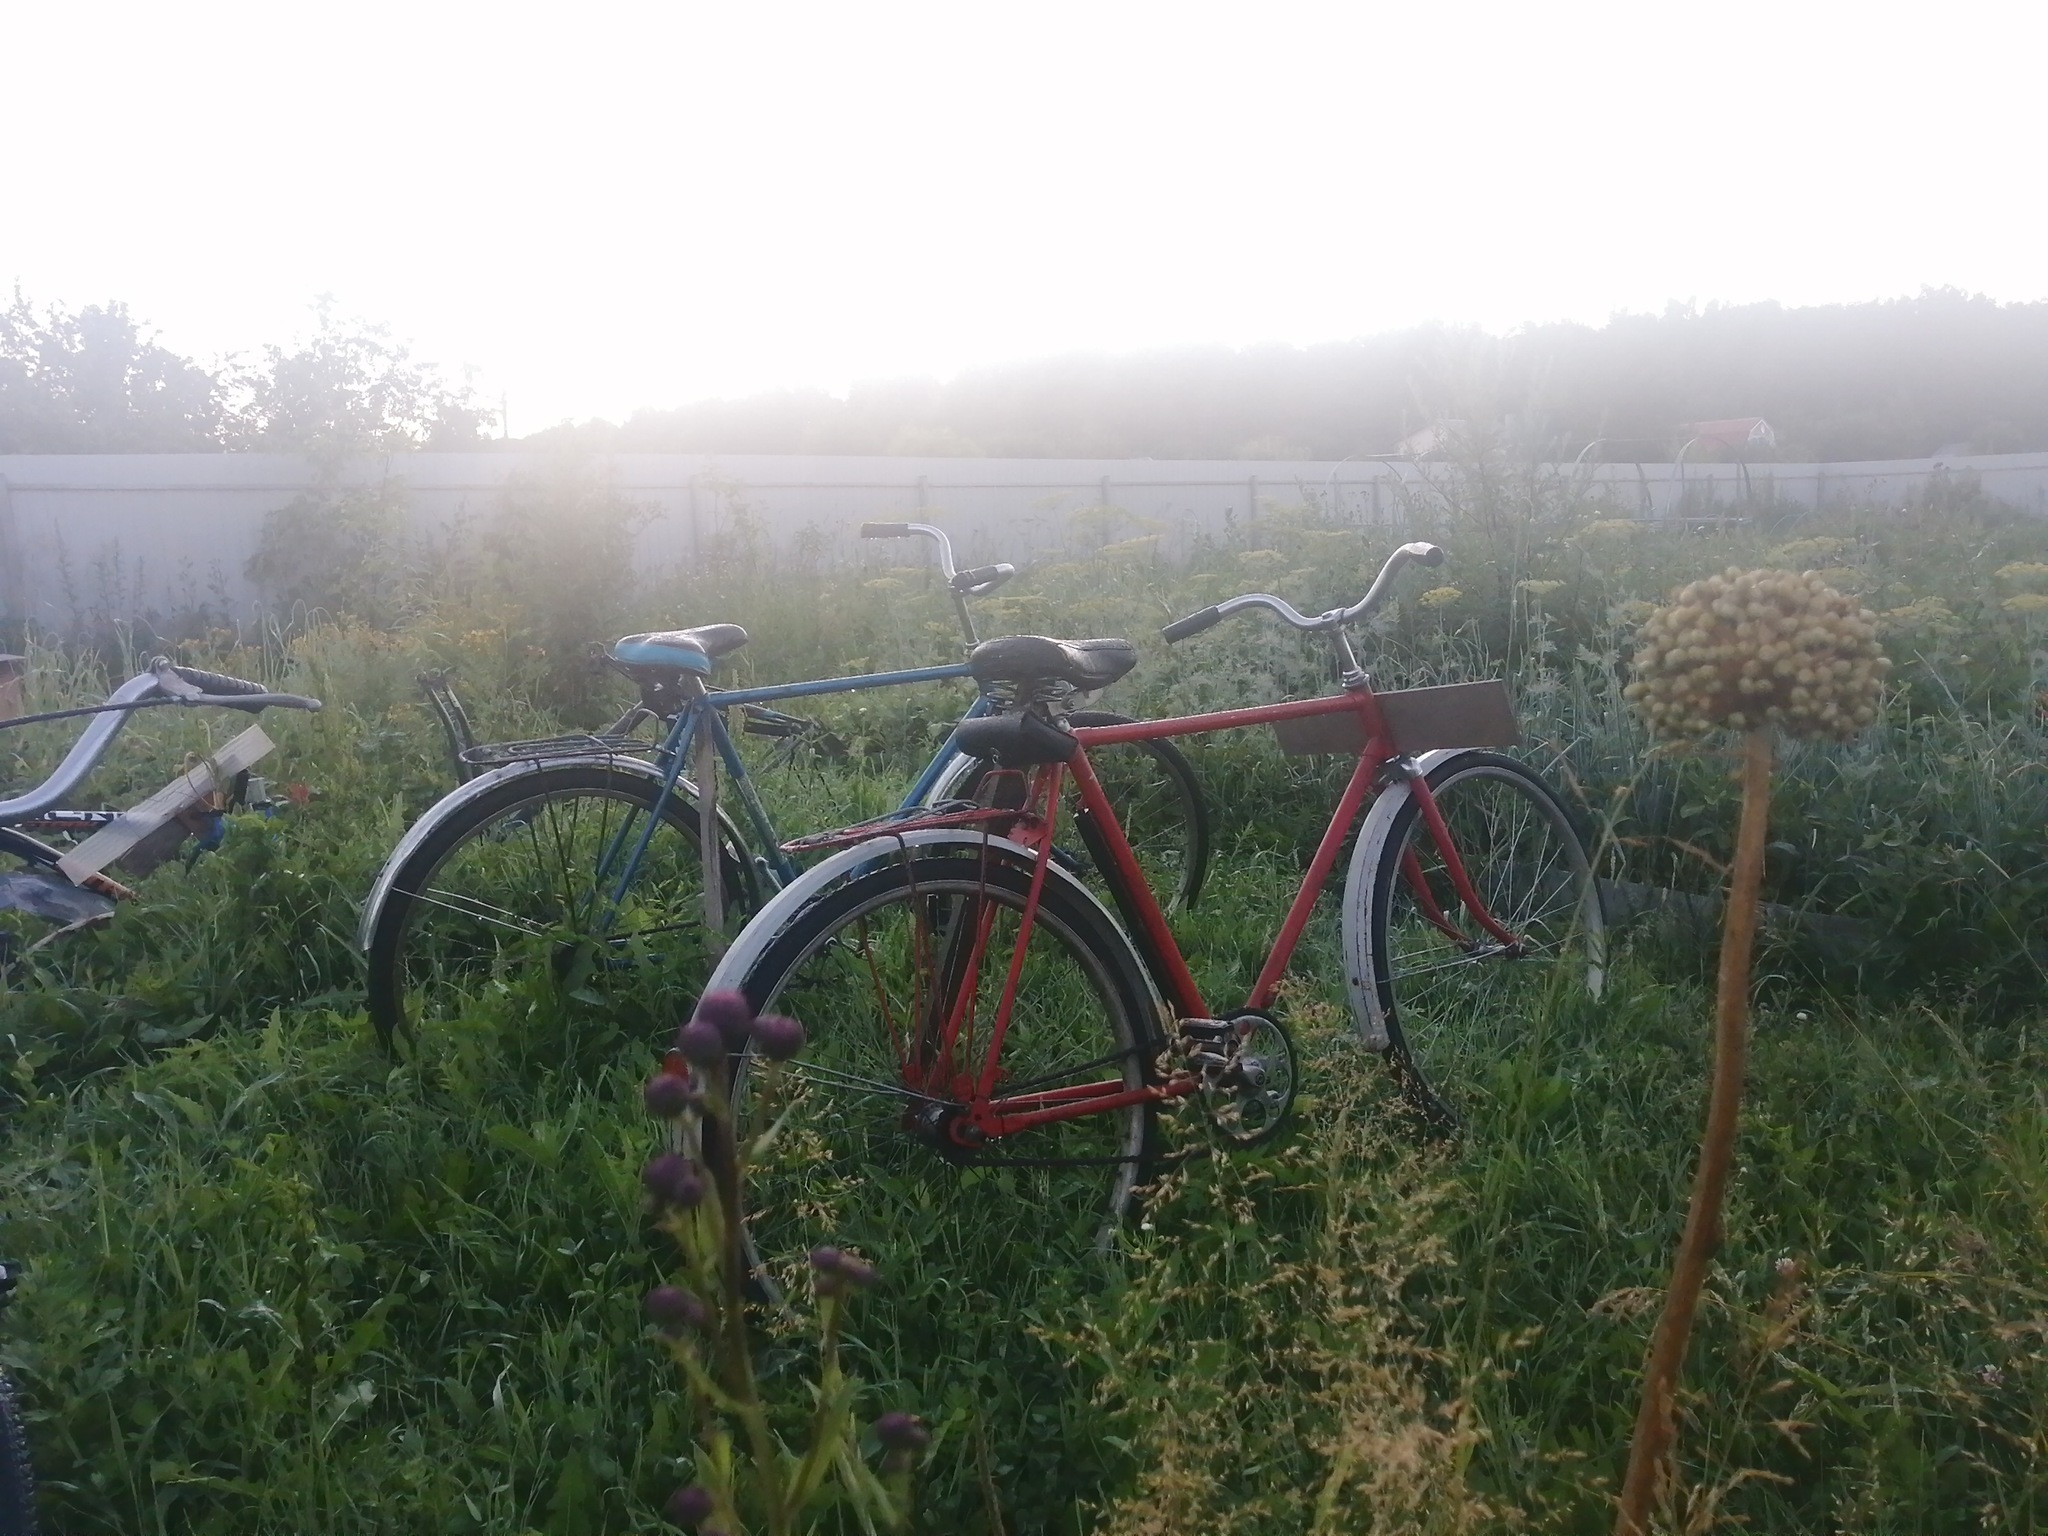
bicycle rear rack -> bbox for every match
[780,803,1021,857]
[458,733,657,769]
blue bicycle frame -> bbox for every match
[596,659,988,914]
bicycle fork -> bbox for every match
[1399,766,1525,956]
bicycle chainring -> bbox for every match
[1181,1009,1298,1146]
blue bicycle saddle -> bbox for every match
[611,624,750,675]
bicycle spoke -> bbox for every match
[725,853,1157,1300]
[1371,756,1603,1126]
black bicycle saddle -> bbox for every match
[967,635,1137,691]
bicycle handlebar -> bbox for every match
[1161,541,1445,642]
[1,663,318,825]
[858,521,1015,599]
[152,661,323,713]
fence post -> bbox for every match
[0,475,22,633]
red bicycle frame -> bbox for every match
[916,680,1524,1144]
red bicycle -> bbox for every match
[704,542,1606,1288]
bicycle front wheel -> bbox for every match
[725,850,1161,1297]
[364,763,751,1050]
[1363,752,1605,1129]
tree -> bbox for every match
[0,288,227,452]
[239,298,494,461]
[241,303,496,622]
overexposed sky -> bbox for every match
[7,0,2044,430]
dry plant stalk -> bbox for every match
[1614,569,1887,1536]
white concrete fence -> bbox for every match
[3,449,2045,633]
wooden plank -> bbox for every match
[1271,681,1522,757]
[1376,681,1521,753]
[1272,710,1370,757]
[55,725,275,883]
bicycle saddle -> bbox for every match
[967,635,1137,691]
[611,624,749,675]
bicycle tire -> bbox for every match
[1362,751,1606,1130]
[932,710,1213,912]
[364,763,753,1050]
[0,1366,36,1536]
[723,849,1161,1298]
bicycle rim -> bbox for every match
[727,852,1158,1299]
[1370,754,1605,1128]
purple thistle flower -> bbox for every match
[808,1244,878,1297]
[750,1013,806,1061]
[643,1072,700,1119]
[663,1482,715,1525]
[836,1253,878,1288]
[643,1285,709,1332]
[675,1017,726,1066]
[874,1410,931,1452]
[693,988,756,1049]
[641,1153,706,1208]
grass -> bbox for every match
[2,472,2046,1531]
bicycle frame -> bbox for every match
[914,682,1524,1141]
[488,520,1031,928]
[577,658,987,922]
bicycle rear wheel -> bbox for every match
[1361,752,1605,1129]
[364,763,751,1050]
[724,849,1161,1298]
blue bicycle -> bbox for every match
[359,524,1210,1049]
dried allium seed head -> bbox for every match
[1623,567,1890,741]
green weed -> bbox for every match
[1,474,2044,1531]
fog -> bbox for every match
[7,0,2043,428]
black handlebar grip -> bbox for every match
[952,563,1011,590]
[861,522,913,539]
[170,665,268,697]
[1416,544,1446,567]
[1161,606,1224,643]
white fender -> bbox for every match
[1340,749,1467,1051]
[700,828,1158,1014]
[918,751,978,807]
[356,756,735,951]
